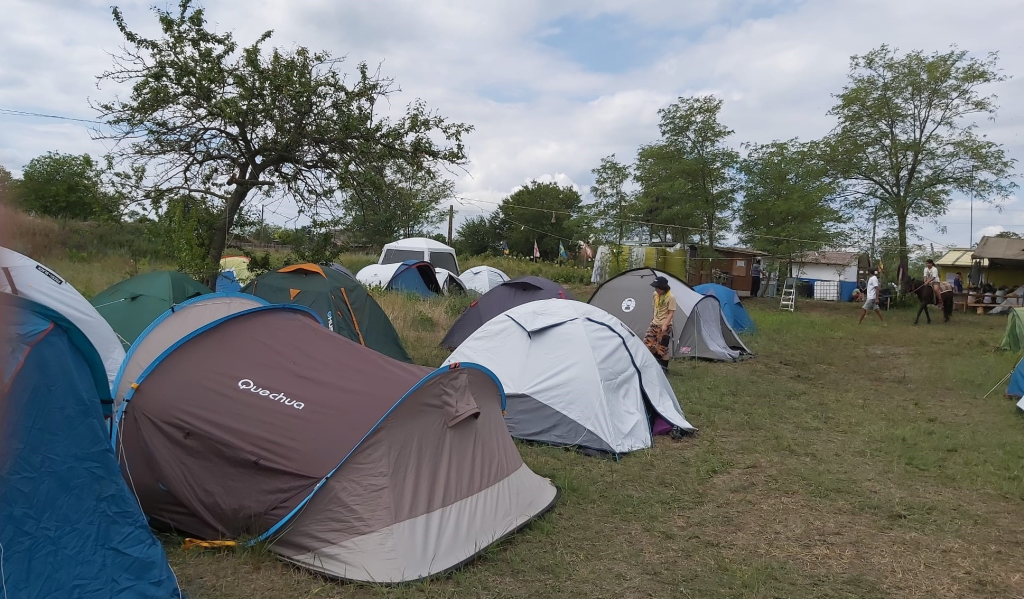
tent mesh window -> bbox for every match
[430,251,459,274]
[381,249,423,264]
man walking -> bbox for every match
[858,268,885,325]
[750,258,762,298]
[645,276,676,371]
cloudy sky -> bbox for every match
[2,0,1023,251]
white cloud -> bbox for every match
[1,0,1022,250]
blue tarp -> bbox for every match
[0,295,181,599]
[216,270,241,292]
[694,283,755,334]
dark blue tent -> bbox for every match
[389,260,442,297]
[216,269,241,292]
[694,283,755,334]
[0,294,181,598]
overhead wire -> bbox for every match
[453,195,959,254]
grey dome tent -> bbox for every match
[588,268,750,362]
[442,300,696,456]
[440,276,574,349]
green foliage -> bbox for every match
[455,214,502,256]
[994,231,1022,239]
[19,152,120,221]
[96,0,471,284]
[825,45,1018,271]
[738,139,847,258]
[493,181,586,259]
[284,226,342,265]
[162,195,220,281]
[340,165,453,247]
[636,96,740,248]
[0,165,18,205]
[589,155,642,260]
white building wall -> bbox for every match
[793,263,858,281]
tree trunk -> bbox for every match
[205,185,251,289]
[897,210,909,285]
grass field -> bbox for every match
[29,243,1024,598]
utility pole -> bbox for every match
[260,205,265,246]
[447,205,454,246]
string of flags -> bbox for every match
[497,239,595,261]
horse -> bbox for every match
[904,277,954,324]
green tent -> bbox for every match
[1001,308,1024,352]
[91,271,212,349]
[241,263,413,363]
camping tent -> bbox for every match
[589,268,750,361]
[461,265,510,294]
[242,263,412,362]
[442,300,696,455]
[695,283,755,333]
[356,260,442,297]
[440,276,574,349]
[113,305,558,583]
[1,294,181,598]
[379,237,460,275]
[0,246,124,391]
[92,270,212,349]
[1001,308,1024,353]
[435,268,468,295]
[112,292,270,416]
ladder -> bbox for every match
[780,277,796,312]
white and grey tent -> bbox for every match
[460,265,510,294]
[0,246,125,391]
[442,300,696,455]
[588,268,751,362]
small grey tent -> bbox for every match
[589,268,750,361]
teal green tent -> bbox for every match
[241,263,413,363]
[91,271,211,348]
[1001,308,1024,353]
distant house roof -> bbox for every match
[711,246,767,256]
[792,251,859,266]
[973,236,1024,263]
[935,248,987,268]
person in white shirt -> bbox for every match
[924,259,941,306]
[858,269,885,325]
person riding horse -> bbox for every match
[924,259,941,306]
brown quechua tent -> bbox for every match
[113,304,557,583]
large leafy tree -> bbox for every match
[737,139,847,259]
[493,181,586,259]
[825,45,1017,276]
[589,155,642,245]
[94,0,471,285]
[340,164,452,245]
[636,96,740,249]
[18,152,119,221]
[0,166,17,205]
[454,214,502,256]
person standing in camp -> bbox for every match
[645,276,676,370]
[858,268,885,325]
[924,259,941,306]
[750,258,762,298]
